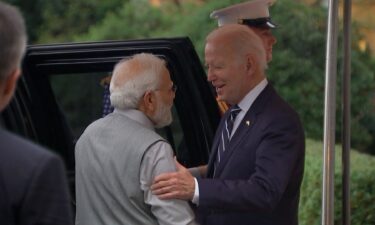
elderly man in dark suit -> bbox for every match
[152,22,305,225]
[0,2,73,225]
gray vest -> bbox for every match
[75,112,163,225]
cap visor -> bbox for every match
[265,20,277,29]
[241,18,277,29]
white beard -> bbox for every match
[152,99,173,128]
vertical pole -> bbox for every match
[322,0,339,224]
[342,0,352,224]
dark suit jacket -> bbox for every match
[0,128,73,225]
[197,84,305,225]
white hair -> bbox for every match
[0,2,27,80]
[110,53,166,109]
[207,24,267,71]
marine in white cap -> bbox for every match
[210,0,277,63]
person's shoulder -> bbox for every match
[0,129,60,162]
[81,116,107,133]
[263,85,297,112]
[257,85,302,127]
[75,116,110,144]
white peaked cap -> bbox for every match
[210,0,277,28]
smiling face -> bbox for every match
[205,24,267,105]
[205,40,249,105]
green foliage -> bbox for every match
[74,1,172,41]
[6,0,374,153]
[37,0,127,43]
[175,0,375,154]
[267,0,374,154]
[4,0,375,222]
[49,73,105,137]
[157,0,239,59]
[268,0,328,140]
[3,0,127,43]
[300,139,375,225]
[3,0,44,42]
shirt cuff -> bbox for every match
[191,178,199,205]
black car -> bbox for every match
[0,37,222,204]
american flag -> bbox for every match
[102,83,114,117]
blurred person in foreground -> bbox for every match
[152,24,305,225]
[75,53,197,225]
[0,2,73,225]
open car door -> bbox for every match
[1,37,221,201]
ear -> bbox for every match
[245,54,256,74]
[142,90,157,114]
[3,69,21,96]
[0,69,21,111]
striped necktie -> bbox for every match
[214,105,241,177]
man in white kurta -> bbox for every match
[75,53,197,225]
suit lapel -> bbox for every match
[214,84,275,176]
[215,110,255,176]
[206,114,228,177]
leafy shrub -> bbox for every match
[300,139,375,225]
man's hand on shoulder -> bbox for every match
[151,159,195,200]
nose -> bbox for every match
[269,35,277,45]
[207,68,215,82]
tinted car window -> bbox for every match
[49,72,107,140]
[1,37,221,204]
[48,71,187,161]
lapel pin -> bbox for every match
[246,120,250,126]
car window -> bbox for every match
[0,114,5,128]
[48,71,185,157]
[19,38,221,169]
[1,80,38,141]
[49,72,105,140]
